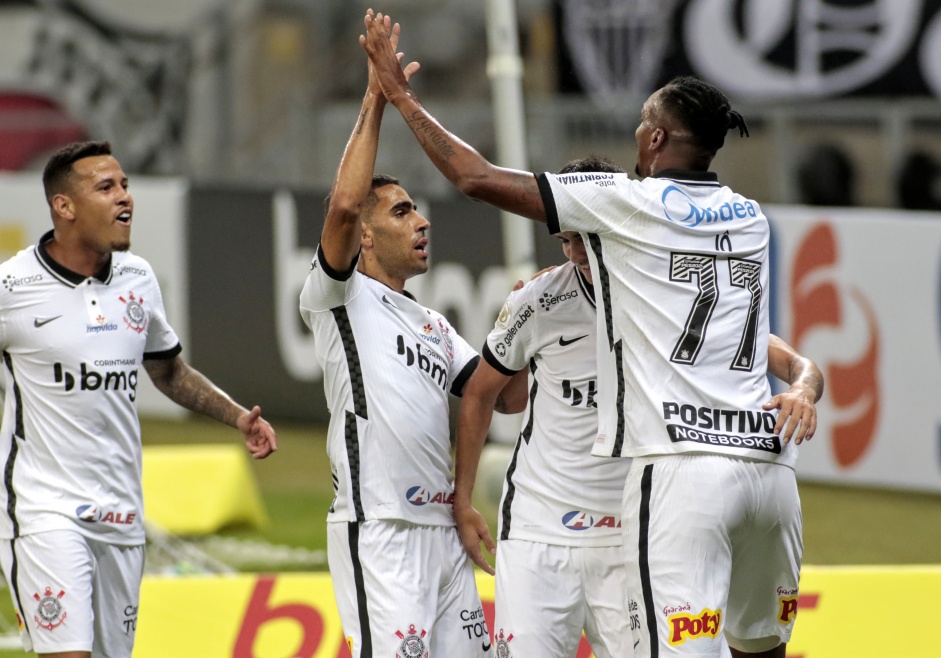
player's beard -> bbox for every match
[112,238,131,252]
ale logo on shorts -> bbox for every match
[33,587,67,631]
[495,628,514,658]
[405,486,454,506]
[395,624,429,658]
[667,607,721,646]
[119,291,147,334]
[778,587,799,624]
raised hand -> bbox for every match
[360,10,417,102]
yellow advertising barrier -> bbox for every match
[141,445,267,535]
[134,565,941,657]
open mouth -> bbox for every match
[116,210,132,225]
[414,237,428,257]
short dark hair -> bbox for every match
[558,156,625,175]
[660,76,749,151]
[323,173,402,220]
[42,140,113,205]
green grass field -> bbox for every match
[0,415,938,656]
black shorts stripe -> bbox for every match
[2,353,22,537]
[344,411,365,522]
[500,359,538,540]
[332,306,368,420]
[639,464,659,658]
[7,540,29,645]
[347,523,372,658]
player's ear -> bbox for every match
[51,193,76,221]
[361,225,373,248]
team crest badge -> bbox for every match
[436,318,454,358]
[119,291,147,333]
[395,624,429,658]
[495,628,514,657]
[33,587,67,630]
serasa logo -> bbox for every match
[661,186,759,227]
[791,223,880,467]
[405,486,454,506]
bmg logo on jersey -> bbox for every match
[53,362,138,401]
[405,485,454,506]
[561,511,621,530]
[538,289,578,311]
[396,336,448,391]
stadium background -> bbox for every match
[0,0,940,656]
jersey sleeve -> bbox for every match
[536,172,640,236]
[445,321,480,397]
[299,244,360,316]
[143,270,182,359]
[482,284,538,376]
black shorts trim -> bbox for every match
[639,464,659,658]
[347,523,372,658]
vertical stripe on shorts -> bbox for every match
[639,464,659,658]
[348,523,372,658]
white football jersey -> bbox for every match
[537,170,795,469]
[0,232,181,546]
[299,247,479,526]
[484,262,629,547]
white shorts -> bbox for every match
[328,520,491,658]
[622,455,802,657]
[0,529,143,657]
[494,539,634,658]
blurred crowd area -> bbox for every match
[1,0,940,209]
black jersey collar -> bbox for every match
[36,230,113,287]
[652,169,720,185]
[574,266,596,308]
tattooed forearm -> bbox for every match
[145,358,242,427]
[355,108,370,135]
[405,112,457,159]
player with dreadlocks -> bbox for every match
[363,15,823,658]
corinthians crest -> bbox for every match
[119,291,147,334]
[495,628,514,658]
[33,587,67,630]
[394,624,429,658]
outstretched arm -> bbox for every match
[144,356,277,459]
[455,360,516,575]
[321,12,420,273]
[360,11,546,222]
[764,334,824,445]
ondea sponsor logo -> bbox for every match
[661,185,758,227]
[668,608,721,646]
[791,223,880,467]
[405,486,454,506]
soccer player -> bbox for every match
[0,140,277,658]
[455,154,823,658]
[299,14,522,658]
[363,16,822,658]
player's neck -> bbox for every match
[359,259,406,293]
[44,235,111,279]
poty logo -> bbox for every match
[778,597,799,625]
[668,608,721,646]
[405,486,454,506]
[661,186,758,227]
[538,289,578,311]
[561,511,621,530]
[791,223,880,467]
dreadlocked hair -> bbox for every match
[660,76,749,151]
